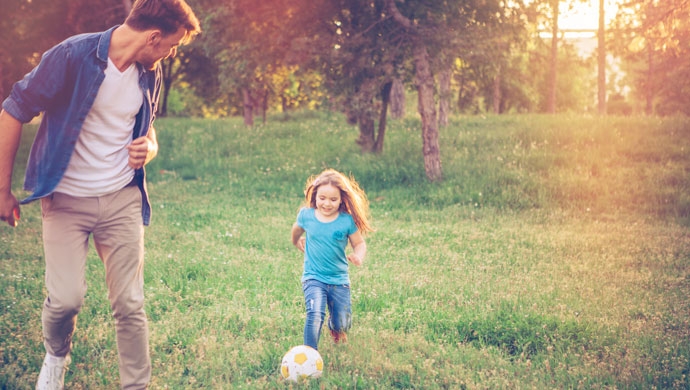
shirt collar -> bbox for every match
[96,25,119,64]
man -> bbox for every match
[0,1,200,388]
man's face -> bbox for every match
[140,27,186,70]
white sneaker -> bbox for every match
[36,353,70,390]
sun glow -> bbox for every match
[539,0,621,42]
[537,1,623,58]
[559,0,619,32]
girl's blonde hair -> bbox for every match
[303,169,374,234]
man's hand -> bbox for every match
[0,192,20,227]
[126,135,157,169]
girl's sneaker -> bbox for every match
[330,329,347,344]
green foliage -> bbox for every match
[165,83,210,118]
[0,0,126,99]
[524,40,597,114]
[145,112,690,219]
[6,0,690,119]
[609,0,690,115]
[2,114,690,388]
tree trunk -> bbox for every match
[548,0,559,114]
[457,71,475,113]
[646,44,653,115]
[159,58,173,117]
[385,0,443,182]
[374,82,392,154]
[354,80,377,152]
[261,89,268,125]
[390,78,405,119]
[242,88,254,126]
[281,95,290,120]
[438,69,451,126]
[414,44,443,182]
[356,114,375,152]
[492,65,501,114]
[597,0,606,115]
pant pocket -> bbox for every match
[40,193,55,218]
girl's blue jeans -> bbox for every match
[302,279,352,349]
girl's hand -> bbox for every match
[295,236,306,252]
[347,254,363,266]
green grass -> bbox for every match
[1,111,689,389]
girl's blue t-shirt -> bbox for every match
[296,207,358,285]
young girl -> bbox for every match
[291,169,374,350]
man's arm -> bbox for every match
[0,110,23,227]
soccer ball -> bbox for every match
[280,345,324,382]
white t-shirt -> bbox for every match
[55,58,144,197]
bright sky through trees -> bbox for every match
[559,0,620,31]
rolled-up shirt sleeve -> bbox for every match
[2,42,72,123]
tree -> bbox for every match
[188,0,314,125]
[384,0,442,181]
[597,0,606,114]
[289,0,402,153]
[2,0,132,101]
[389,78,405,119]
[460,16,529,114]
[382,0,524,177]
[548,0,559,113]
[438,69,451,126]
[159,52,195,117]
[610,0,690,115]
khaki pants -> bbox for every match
[40,185,150,389]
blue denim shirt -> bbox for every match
[2,26,161,226]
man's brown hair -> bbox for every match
[125,0,201,43]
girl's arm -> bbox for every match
[347,231,366,266]
[291,223,306,252]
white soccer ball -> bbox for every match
[280,345,324,382]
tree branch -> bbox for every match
[385,0,414,30]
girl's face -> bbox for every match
[314,184,342,219]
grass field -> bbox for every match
[1,112,689,389]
